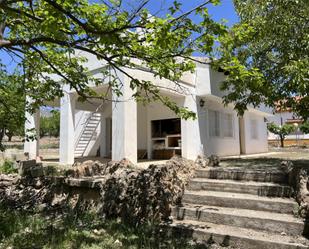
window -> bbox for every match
[251,119,258,139]
[222,113,234,138]
[209,110,220,137]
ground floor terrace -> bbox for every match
[24,83,269,166]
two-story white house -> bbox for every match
[24,52,270,165]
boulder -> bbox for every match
[18,160,36,177]
[195,155,209,168]
[208,155,220,167]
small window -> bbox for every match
[209,110,220,137]
[251,119,258,139]
[222,113,234,138]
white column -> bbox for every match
[24,108,40,160]
[59,87,75,165]
[181,95,203,160]
[112,82,137,164]
[100,116,108,158]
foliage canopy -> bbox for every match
[0,0,226,120]
[216,0,309,118]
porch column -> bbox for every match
[100,116,108,158]
[112,82,137,164]
[181,95,203,160]
[24,107,40,160]
[59,87,75,165]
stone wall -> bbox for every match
[0,156,197,225]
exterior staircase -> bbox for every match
[172,166,309,249]
[74,112,101,158]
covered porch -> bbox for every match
[24,83,203,165]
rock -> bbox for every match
[18,160,36,177]
[114,239,122,247]
[30,164,44,178]
[281,160,294,173]
[195,155,209,168]
[69,160,106,177]
[208,155,220,167]
[93,228,106,236]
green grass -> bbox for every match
[0,160,17,174]
[0,206,208,249]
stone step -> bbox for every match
[195,168,288,183]
[169,220,308,249]
[188,178,293,197]
[172,204,304,236]
[182,190,298,214]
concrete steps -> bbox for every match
[188,178,293,197]
[171,166,308,248]
[74,112,101,157]
[170,220,308,249]
[172,204,304,236]
[182,190,297,214]
[195,168,288,183]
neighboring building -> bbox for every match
[24,53,271,165]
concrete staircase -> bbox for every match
[74,112,101,158]
[172,166,309,249]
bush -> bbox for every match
[0,160,17,174]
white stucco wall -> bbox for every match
[209,69,227,98]
[137,104,148,150]
[242,112,268,154]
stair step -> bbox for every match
[195,168,288,183]
[75,146,87,149]
[172,204,304,236]
[169,220,308,249]
[188,178,293,197]
[182,190,298,214]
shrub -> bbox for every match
[0,160,17,174]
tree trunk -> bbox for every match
[280,135,285,148]
[0,128,5,151]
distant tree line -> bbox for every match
[40,110,60,138]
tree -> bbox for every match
[0,0,226,120]
[40,110,60,137]
[215,0,309,118]
[0,65,25,150]
[267,123,295,148]
[300,122,309,135]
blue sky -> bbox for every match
[0,0,238,73]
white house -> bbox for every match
[24,53,270,165]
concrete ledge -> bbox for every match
[64,177,104,189]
